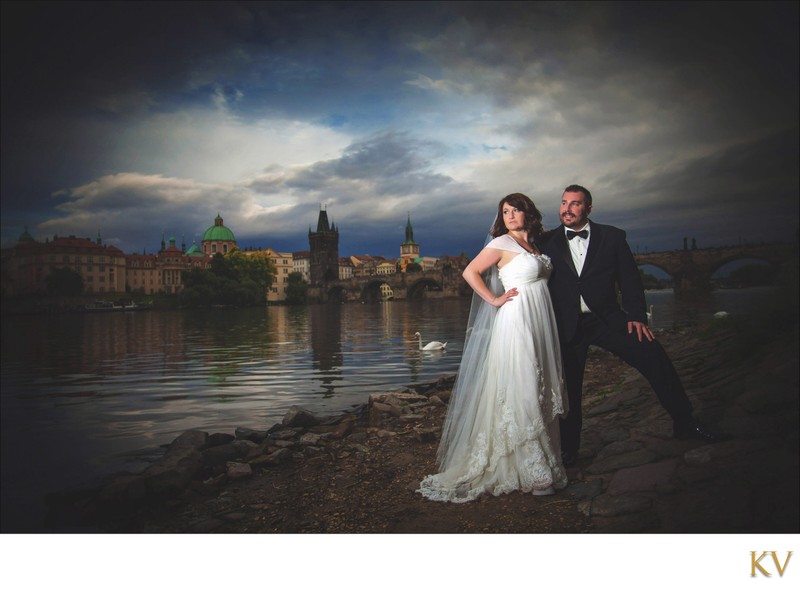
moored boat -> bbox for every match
[84,300,152,312]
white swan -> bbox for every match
[414,332,447,351]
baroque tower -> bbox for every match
[399,213,420,271]
[309,205,339,284]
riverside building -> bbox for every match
[3,229,126,296]
[2,208,458,300]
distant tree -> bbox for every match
[285,272,309,305]
[180,250,276,307]
[181,269,220,306]
[209,252,234,279]
[225,249,276,296]
[45,267,84,297]
[406,262,423,273]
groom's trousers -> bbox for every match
[558,312,694,455]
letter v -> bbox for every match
[771,551,792,577]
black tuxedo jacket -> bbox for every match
[540,221,647,343]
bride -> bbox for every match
[418,193,568,503]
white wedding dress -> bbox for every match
[419,234,568,503]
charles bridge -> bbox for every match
[309,267,470,303]
[633,242,795,295]
[308,242,795,302]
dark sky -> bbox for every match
[2,1,797,257]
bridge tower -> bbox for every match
[399,213,420,272]
[309,205,339,285]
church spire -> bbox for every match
[399,212,420,270]
[315,204,331,233]
[405,212,414,243]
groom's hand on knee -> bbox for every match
[628,321,654,342]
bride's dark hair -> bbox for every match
[490,192,543,243]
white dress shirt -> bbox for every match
[566,223,592,313]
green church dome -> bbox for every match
[186,242,206,257]
[202,213,236,242]
[18,226,35,242]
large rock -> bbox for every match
[586,448,659,475]
[249,447,292,467]
[331,416,356,439]
[201,440,256,468]
[245,440,273,460]
[299,432,323,446]
[226,462,252,480]
[429,395,445,407]
[203,443,243,467]
[371,402,403,417]
[235,427,268,443]
[283,406,321,428]
[208,433,235,447]
[270,428,300,440]
[368,406,383,428]
[143,430,208,496]
[607,458,681,495]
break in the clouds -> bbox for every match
[2,1,797,258]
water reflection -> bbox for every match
[0,288,778,531]
[643,287,777,330]
[310,304,343,397]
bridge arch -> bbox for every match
[326,286,347,302]
[638,262,673,276]
[359,279,388,303]
[709,257,779,288]
[407,277,444,300]
[709,256,777,276]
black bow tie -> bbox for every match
[567,229,588,240]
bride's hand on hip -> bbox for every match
[492,288,518,307]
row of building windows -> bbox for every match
[51,255,107,263]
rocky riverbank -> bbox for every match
[44,316,799,533]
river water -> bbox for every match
[0,287,775,532]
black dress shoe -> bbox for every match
[561,451,577,467]
[673,419,730,442]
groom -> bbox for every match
[540,184,726,466]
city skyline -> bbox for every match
[2,2,798,259]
